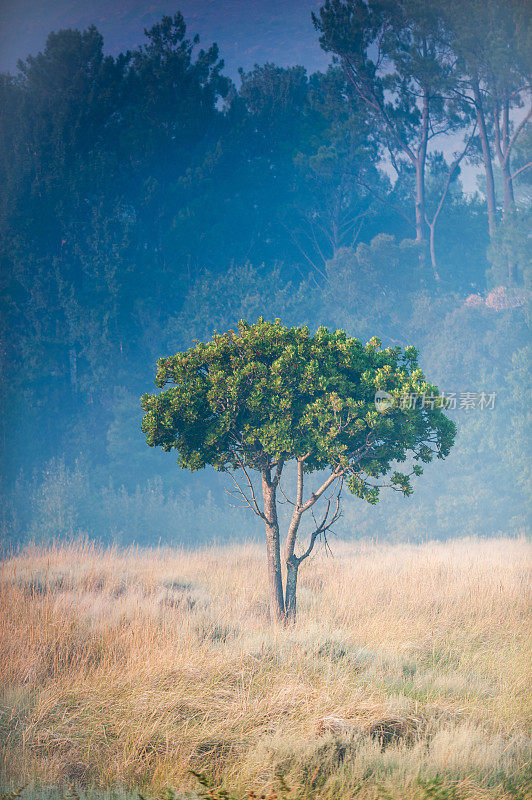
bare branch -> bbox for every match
[278,481,296,507]
[280,218,329,279]
[509,84,531,99]
[299,466,344,513]
[341,56,416,164]
[426,121,477,231]
[284,459,306,562]
[228,454,266,521]
[511,161,532,181]
[505,107,532,165]
[297,479,344,563]
[225,474,265,519]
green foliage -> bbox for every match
[189,770,301,799]
[487,209,532,289]
[142,318,455,502]
[416,776,460,800]
[0,790,25,800]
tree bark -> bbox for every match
[261,470,285,622]
[285,557,299,622]
[493,94,516,219]
[492,92,518,283]
[415,88,430,274]
[415,162,428,244]
[428,221,438,282]
[282,461,344,622]
[501,95,515,216]
[501,160,515,217]
[472,80,497,239]
[415,161,428,246]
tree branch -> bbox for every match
[356,177,416,231]
[284,458,306,562]
[225,472,265,520]
[341,56,416,164]
[297,479,343,563]
[504,106,532,166]
[426,121,477,231]
[511,161,532,181]
[228,453,266,520]
[299,465,344,513]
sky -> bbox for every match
[0,0,330,77]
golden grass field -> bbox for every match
[0,537,531,799]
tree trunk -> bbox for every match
[415,158,431,277]
[473,82,497,239]
[501,95,515,217]
[285,557,299,622]
[501,157,516,284]
[415,161,427,246]
[493,95,516,220]
[428,222,439,281]
[415,88,430,274]
[283,459,304,622]
[492,93,517,283]
[502,160,515,217]
[262,471,285,622]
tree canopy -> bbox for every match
[142,318,455,495]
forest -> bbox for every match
[0,0,530,550]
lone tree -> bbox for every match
[141,319,455,622]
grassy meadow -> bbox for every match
[0,537,530,799]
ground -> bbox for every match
[0,537,530,799]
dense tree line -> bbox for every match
[0,3,530,547]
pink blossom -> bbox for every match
[465,287,529,312]
[465,293,483,308]
[485,286,528,311]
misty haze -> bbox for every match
[0,0,530,798]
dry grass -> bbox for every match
[0,537,530,799]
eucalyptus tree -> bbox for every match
[448,0,531,218]
[141,319,455,622]
[313,0,473,279]
[446,0,531,281]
